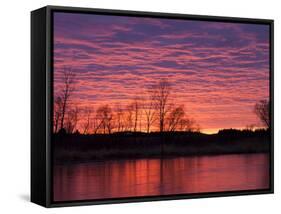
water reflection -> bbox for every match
[53,153,269,201]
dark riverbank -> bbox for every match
[53,129,270,163]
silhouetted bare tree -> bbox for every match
[179,117,196,132]
[254,100,270,129]
[124,104,133,131]
[92,116,100,134]
[115,105,125,132]
[131,99,140,132]
[59,67,76,130]
[150,79,172,132]
[96,105,114,134]
[144,99,156,133]
[53,96,63,133]
[82,107,92,134]
[167,105,185,132]
[138,98,144,132]
[65,106,79,134]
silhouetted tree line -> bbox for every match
[53,70,199,134]
[53,67,270,135]
[53,67,78,134]
[218,128,269,137]
[254,99,270,129]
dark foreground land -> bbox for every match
[53,129,270,163]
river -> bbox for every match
[53,153,269,201]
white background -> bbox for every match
[0,0,279,213]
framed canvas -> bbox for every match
[31,5,274,207]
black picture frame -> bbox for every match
[31,5,274,208]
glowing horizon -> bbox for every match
[53,12,270,134]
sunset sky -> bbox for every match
[53,12,270,134]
